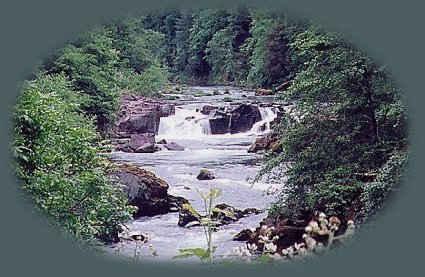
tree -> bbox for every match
[205,8,252,84]
[186,9,229,80]
[50,27,121,133]
[13,74,134,245]
[258,26,408,223]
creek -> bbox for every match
[107,86,284,263]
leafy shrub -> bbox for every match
[13,74,134,246]
[125,63,170,97]
[359,151,409,223]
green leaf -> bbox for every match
[200,218,221,226]
[222,259,238,267]
[181,203,201,219]
[172,248,207,259]
[211,207,236,219]
[195,188,208,200]
[257,254,273,263]
[209,187,222,199]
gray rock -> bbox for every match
[233,229,253,241]
[197,169,215,180]
[248,133,280,153]
[163,142,185,151]
[129,133,155,152]
[118,113,159,134]
[112,164,188,217]
[209,112,231,134]
[229,104,262,134]
[157,139,167,144]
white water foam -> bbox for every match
[158,106,278,140]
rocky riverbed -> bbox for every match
[106,86,286,263]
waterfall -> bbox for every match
[158,108,211,139]
[249,107,278,135]
[158,105,278,139]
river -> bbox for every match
[106,86,284,264]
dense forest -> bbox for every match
[13,7,408,252]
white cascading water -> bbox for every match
[158,106,278,139]
[158,108,211,139]
[249,107,278,135]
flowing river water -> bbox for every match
[106,86,285,263]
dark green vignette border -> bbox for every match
[0,0,423,276]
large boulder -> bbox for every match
[117,113,159,134]
[205,104,264,134]
[248,133,280,153]
[129,133,155,153]
[209,116,231,134]
[111,94,176,152]
[112,163,188,217]
[208,110,231,134]
[229,104,262,134]
[114,94,175,136]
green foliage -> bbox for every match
[14,8,408,249]
[125,63,170,97]
[173,248,212,260]
[258,25,408,223]
[127,29,167,73]
[186,9,229,80]
[174,187,223,267]
[50,27,121,132]
[13,74,134,246]
[205,8,252,84]
[242,13,298,88]
[359,151,409,223]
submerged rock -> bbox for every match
[197,169,215,180]
[255,88,274,96]
[163,141,185,151]
[111,163,188,217]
